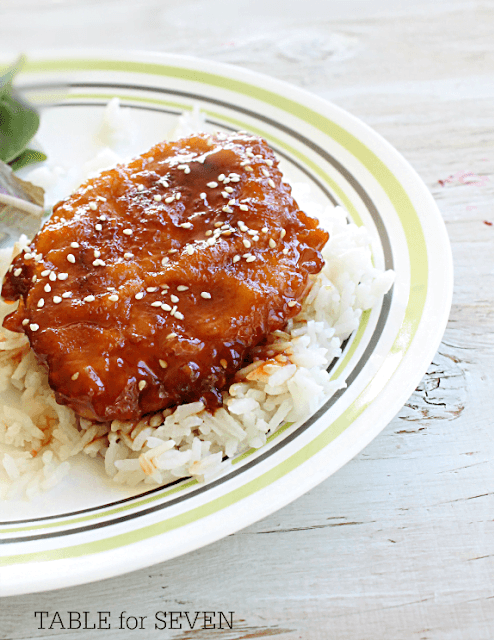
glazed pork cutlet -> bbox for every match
[2,132,329,423]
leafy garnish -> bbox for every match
[0,56,44,169]
[0,159,44,248]
[9,149,47,172]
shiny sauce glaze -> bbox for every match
[2,132,329,422]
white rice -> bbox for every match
[0,101,394,499]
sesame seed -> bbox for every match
[24,252,32,260]
[95,224,103,231]
[151,301,162,307]
[108,294,119,302]
[228,199,236,205]
[146,287,158,293]
[262,168,270,177]
[44,284,51,292]
[233,255,240,263]
[220,359,228,369]
[93,259,106,266]
[177,285,189,291]
[29,323,39,332]
[165,196,174,203]
[154,195,162,202]
[159,359,168,368]
[161,303,172,311]
[94,249,101,258]
[70,242,80,249]
[175,193,181,200]
[186,245,194,255]
[262,227,268,233]
[246,151,254,158]
[71,372,79,381]
[239,204,248,212]
[243,239,251,248]
[13,268,22,277]
[282,247,289,255]
[288,300,297,307]
[200,192,206,199]
[207,182,218,188]
[123,229,133,236]
[184,166,190,174]
[266,159,273,166]
[67,254,76,263]
[280,229,287,238]
[177,164,187,170]
[222,206,233,213]
[180,222,192,229]
[22,318,29,326]
[161,257,170,266]
[97,196,106,202]
[205,230,213,237]
[49,272,57,282]
[32,275,37,283]
[206,238,216,246]
[58,273,69,281]
[268,179,276,188]
[166,332,177,339]
[269,238,276,248]
[37,298,45,308]
[246,255,256,263]
[135,292,145,300]
[137,184,145,191]
[138,380,147,391]
[170,305,178,316]
[124,252,133,259]
[225,186,234,193]
[247,229,257,236]
[245,166,253,172]
[168,248,178,254]
[218,173,226,181]
[62,292,71,298]
[84,295,95,302]
[170,294,179,303]
[200,291,211,299]
[174,311,184,320]
[253,235,259,241]
[89,202,97,210]
[41,269,50,277]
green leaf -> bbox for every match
[9,148,47,171]
[0,55,42,167]
[0,55,25,97]
[0,92,40,163]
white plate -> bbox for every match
[0,51,453,596]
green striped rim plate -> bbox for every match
[0,51,453,596]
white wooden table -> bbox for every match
[1,1,494,637]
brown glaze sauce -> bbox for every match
[2,132,329,422]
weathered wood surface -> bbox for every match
[1,0,494,638]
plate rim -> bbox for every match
[0,49,453,595]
